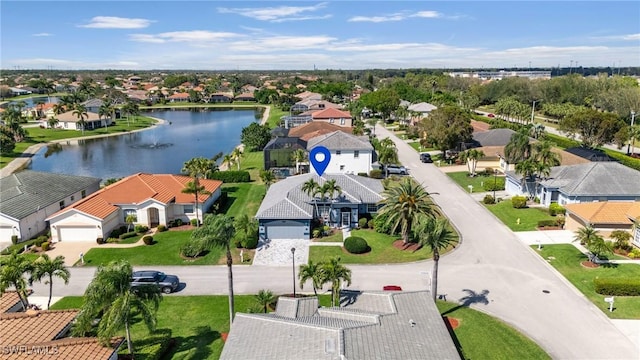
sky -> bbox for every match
[1,1,639,71]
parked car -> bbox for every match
[419,153,433,163]
[384,164,408,175]
[383,285,403,291]
[487,113,495,118]
[131,270,180,294]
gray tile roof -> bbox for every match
[472,128,518,147]
[0,171,101,220]
[507,162,640,196]
[81,98,104,108]
[255,174,384,220]
[307,131,373,151]
[220,290,460,360]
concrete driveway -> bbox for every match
[46,241,99,266]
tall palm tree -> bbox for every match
[378,137,399,177]
[232,147,243,171]
[72,104,88,135]
[29,254,70,309]
[322,179,342,202]
[504,129,532,164]
[99,103,114,131]
[47,116,59,129]
[378,177,438,244]
[302,178,321,218]
[192,214,236,322]
[320,257,352,306]
[532,140,561,170]
[529,123,546,139]
[291,148,307,174]
[234,214,257,246]
[458,149,485,177]
[182,157,214,226]
[222,154,234,170]
[514,159,539,197]
[52,103,66,115]
[254,289,275,313]
[413,217,456,301]
[73,260,161,355]
[0,251,32,310]
[259,170,276,190]
[298,260,323,296]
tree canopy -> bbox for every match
[240,123,271,151]
[418,105,473,152]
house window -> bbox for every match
[59,201,65,210]
[340,165,345,171]
[64,122,68,129]
[354,151,359,158]
[81,190,86,198]
[70,195,75,201]
[183,205,194,214]
[329,118,334,123]
[340,118,345,125]
[336,150,341,155]
[367,204,380,213]
[123,209,136,222]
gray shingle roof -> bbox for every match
[220,291,460,360]
[307,131,373,151]
[0,171,101,220]
[255,173,384,220]
[472,128,518,147]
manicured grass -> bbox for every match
[309,229,458,264]
[266,107,287,129]
[81,230,224,266]
[312,230,344,243]
[407,141,435,153]
[221,183,265,219]
[49,296,84,310]
[238,151,264,183]
[533,244,640,319]
[484,200,555,232]
[436,300,550,360]
[447,171,505,192]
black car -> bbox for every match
[131,270,180,294]
[420,153,433,163]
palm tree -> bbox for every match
[254,289,276,313]
[259,170,276,190]
[125,214,137,232]
[73,260,161,355]
[610,230,632,250]
[29,254,70,309]
[320,257,352,306]
[232,147,243,171]
[192,214,236,322]
[234,214,257,246]
[529,123,546,139]
[72,104,88,135]
[0,251,32,310]
[322,179,342,202]
[99,103,114,131]
[47,116,59,129]
[504,129,532,164]
[182,157,214,226]
[302,178,321,218]
[458,149,485,177]
[291,148,307,174]
[573,226,601,247]
[378,177,438,244]
[367,118,379,135]
[298,260,323,296]
[413,217,456,301]
[532,140,561,171]
[378,137,399,177]
[514,159,539,197]
[52,103,66,115]
[222,154,234,170]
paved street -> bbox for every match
[27,124,639,359]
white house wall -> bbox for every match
[324,150,372,175]
[101,211,121,239]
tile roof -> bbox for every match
[295,91,322,101]
[312,107,352,119]
[287,122,353,141]
[2,337,123,360]
[472,128,517,147]
[220,290,460,360]
[0,310,79,346]
[408,102,437,113]
[168,92,190,99]
[47,173,222,221]
[306,131,373,151]
[81,98,104,108]
[0,291,27,313]
[565,202,640,225]
[56,110,101,123]
[1,170,101,221]
[256,173,384,220]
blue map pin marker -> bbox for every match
[309,146,331,176]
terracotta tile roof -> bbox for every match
[311,107,352,119]
[48,173,222,220]
[0,310,79,346]
[56,111,101,123]
[168,92,190,99]
[3,337,123,359]
[555,148,591,166]
[288,122,353,141]
[565,202,640,225]
[0,291,27,313]
[470,120,490,133]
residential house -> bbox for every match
[0,171,101,243]
[255,173,383,239]
[46,173,222,243]
[312,108,353,127]
[408,102,437,124]
[263,137,307,172]
[505,162,640,207]
[288,121,353,142]
[564,202,640,245]
[221,290,460,360]
[291,99,341,113]
[564,147,617,162]
[307,131,374,175]
[81,98,104,113]
[295,91,322,101]
[167,92,190,103]
[234,93,256,102]
[208,92,233,103]
[54,110,106,130]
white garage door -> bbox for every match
[266,220,306,239]
[58,226,95,242]
[0,225,15,243]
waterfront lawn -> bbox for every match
[309,229,457,264]
[437,301,550,359]
[447,171,505,192]
[80,230,224,266]
[266,107,287,128]
[533,244,640,319]
[238,151,264,182]
[220,183,266,218]
[484,200,554,232]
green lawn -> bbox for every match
[266,107,287,129]
[309,229,458,264]
[312,230,344,242]
[533,244,640,319]
[220,183,265,219]
[81,230,224,266]
[407,141,435,152]
[436,300,550,359]
[237,151,264,183]
[485,200,555,231]
[447,171,504,192]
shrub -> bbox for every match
[107,238,120,243]
[537,219,559,228]
[242,236,258,249]
[135,225,149,234]
[372,212,395,235]
[142,236,154,245]
[548,203,566,216]
[181,239,205,258]
[119,231,138,240]
[11,235,18,245]
[135,329,173,360]
[190,218,200,227]
[96,237,105,245]
[34,236,47,247]
[41,242,50,251]
[358,218,369,229]
[369,169,383,179]
[367,219,374,229]
[555,216,566,228]
[594,278,640,296]
[629,248,640,258]
[483,177,505,191]
[357,172,369,177]
[174,219,184,227]
[483,195,496,204]
[157,225,167,232]
[312,228,322,238]
[210,170,251,183]
[344,236,370,254]
[511,196,527,209]
[109,228,123,238]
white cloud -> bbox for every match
[411,11,442,18]
[129,30,242,44]
[349,10,443,22]
[32,33,53,37]
[218,2,329,22]
[229,35,336,52]
[591,33,640,41]
[79,16,154,29]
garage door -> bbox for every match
[58,226,95,242]
[266,221,306,239]
[0,225,15,242]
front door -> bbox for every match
[148,208,160,228]
[341,212,350,228]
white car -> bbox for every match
[384,164,408,175]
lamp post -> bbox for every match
[627,110,636,155]
[530,100,538,124]
[493,169,498,200]
[291,247,296,297]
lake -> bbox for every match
[27,108,261,181]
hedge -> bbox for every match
[603,149,640,172]
[537,219,560,228]
[483,177,505,191]
[511,196,527,209]
[119,231,138,240]
[548,203,566,216]
[211,170,251,183]
[544,133,581,149]
[344,236,370,254]
[1,238,39,255]
[594,278,640,296]
[134,329,173,360]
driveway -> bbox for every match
[46,241,97,266]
